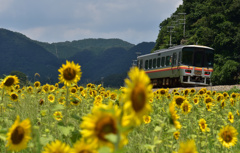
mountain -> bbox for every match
[36,38,134,59]
[0,28,61,84]
[0,28,155,86]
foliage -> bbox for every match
[153,0,240,85]
[10,71,28,86]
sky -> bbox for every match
[0,0,182,45]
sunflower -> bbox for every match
[198,89,205,96]
[70,95,82,106]
[48,94,55,103]
[58,60,82,86]
[93,95,103,106]
[143,115,151,124]
[10,92,18,102]
[221,100,225,109]
[173,96,185,108]
[123,67,152,125]
[2,75,19,88]
[39,99,44,105]
[53,111,63,121]
[6,116,31,151]
[228,112,234,123]
[157,88,167,97]
[206,103,212,111]
[230,98,235,106]
[69,86,78,94]
[79,86,84,92]
[193,97,199,105]
[58,97,66,105]
[49,85,56,92]
[199,119,210,132]
[72,139,98,153]
[204,96,214,105]
[55,83,59,88]
[110,92,117,101]
[27,86,33,93]
[183,89,190,97]
[218,125,238,148]
[80,103,128,149]
[190,88,196,95]
[169,102,181,129]
[173,131,180,140]
[178,139,198,153]
[15,85,20,90]
[42,84,50,93]
[231,92,237,99]
[181,101,192,115]
[34,81,41,88]
[42,139,72,153]
[223,92,229,98]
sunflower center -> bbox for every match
[160,90,165,95]
[183,104,188,112]
[63,67,76,81]
[11,126,25,144]
[175,98,184,106]
[194,99,198,103]
[201,123,206,129]
[222,131,233,143]
[4,78,15,87]
[131,83,146,112]
[79,150,92,153]
[95,116,117,141]
[205,98,212,103]
[11,94,18,100]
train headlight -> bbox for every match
[185,70,192,74]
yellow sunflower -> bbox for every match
[49,85,56,93]
[228,112,234,123]
[181,100,192,115]
[218,125,238,148]
[42,84,50,93]
[2,75,19,88]
[10,92,19,102]
[6,116,31,151]
[123,67,152,125]
[69,86,78,94]
[143,115,151,124]
[70,95,82,106]
[178,139,198,153]
[173,131,180,140]
[42,139,72,153]
[48,94,55,103]
[169,101,181,129]
[173,96,185,108]
[34,81,41,88]
[58,60,82,86]
[80,103,128,149]
[72,139,98,153]
[204,96,214,104]
[53,111,63,121]
[199,119,210,132]
[193,97,199,105]
[93,95,103,106]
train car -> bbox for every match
[137,45,214,87]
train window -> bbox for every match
[182,48,193,66]
[166,56,171,66]
[153,58,156,68]
[157,58,161,67]
[161,57,165,67]
[145,60,148,69]
[178,52,182,65]
[140,60,143,68]
[172,53,177,66]
[149,59,152,69]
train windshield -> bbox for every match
[182,47,214,67]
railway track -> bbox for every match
[153,84,240,93]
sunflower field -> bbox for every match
[0,60,240,153]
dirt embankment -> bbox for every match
[153,84,240,93]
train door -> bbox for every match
[171,52,177,76]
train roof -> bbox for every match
[137,45,214,59]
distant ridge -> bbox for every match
[0,28,155,86]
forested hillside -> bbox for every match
[153,0,240,85]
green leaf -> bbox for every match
[58,126,74,136]
[154,126,162,132]
[40,135,53,146]
[0,134,6,141]
[98,146,111,153]
[105,133,117,143]
[52,104,65,111]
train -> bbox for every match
[136,45,214,87]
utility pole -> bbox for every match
[178,13,186,38]
[167,26,175,47]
